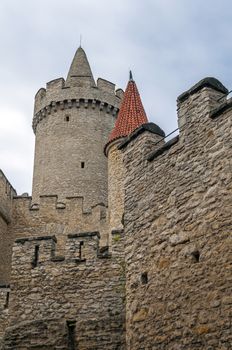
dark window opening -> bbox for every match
[4,292,10,309]
[32,245,39,268]
[192,250,200,263]
[65,116,70,122]
[141,272,148,284]
[79,241,84,260]
[67,320,76,350]
[81,162,85,169]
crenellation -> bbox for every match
[13,194,109,214]
[11,231,123,267]
[33,86,122,120]
[116,88,124,99]
[46,77,65,91]
[177,78,228,134]
[34,87,46,114]
[66,232,100,261]
[97,77,115,94]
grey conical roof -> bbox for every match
[66,47,96,87]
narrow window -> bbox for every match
[67,320,76,350]
[79,241,84,260]
[65,115,70,122]
[4,292,10,309]
[81,162,85,169]
[192,250,200,263]
[32,245,39,268]
[141,272,148,284]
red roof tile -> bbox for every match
[108,75,148,144]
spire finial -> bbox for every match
[129,70,134,81]
[80,34,82,48]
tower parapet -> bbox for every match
[32,47,123,209]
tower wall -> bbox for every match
[32,67,122,210]
[121,81,232,349]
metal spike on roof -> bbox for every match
[129,70,134,81]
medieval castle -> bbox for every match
[0,47,231,349]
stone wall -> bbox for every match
[2,229,125,349]
[0,170,16,285]
[122,83,232,349]
[32,101,117,209]
[0,286,10,346]
[32,75,122,210]
[10,195,109,254]
[107,140,125,237]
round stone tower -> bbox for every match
[105,72,165,234]
[32,47,123,208]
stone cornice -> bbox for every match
[32,98,119,133]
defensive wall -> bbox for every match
[0,171,16,344]
[120,78,232,349]
[0,171,16,285]
[1,229,125,349]
[9,195,110,253]
[0,194,113,344]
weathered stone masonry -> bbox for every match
[0,47,126,349]
[121,80,232,349]
[32,48,122,209]
[0,43,232,350]
[2,229,125,349]
[0,171,16,285]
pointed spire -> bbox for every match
[107,73,148,145]
[66,47,96,87]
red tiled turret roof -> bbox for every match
[108,72,148,144]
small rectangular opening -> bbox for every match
[141,272,148,284]
[4,292,10,309]
[81,162,85,169]
[65,116,70,122]
[79,241,84,259]
[32,245,39,268]
[67,320,76,350]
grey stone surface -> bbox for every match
[122,85,232,349]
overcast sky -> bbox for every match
[0,0,232,194]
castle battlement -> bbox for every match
[5,229,125,349]
[33,75,123,133]
[33,97,120,132]
[13,194,107,216]
[10,195,109,250]
[12,229,123,268]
